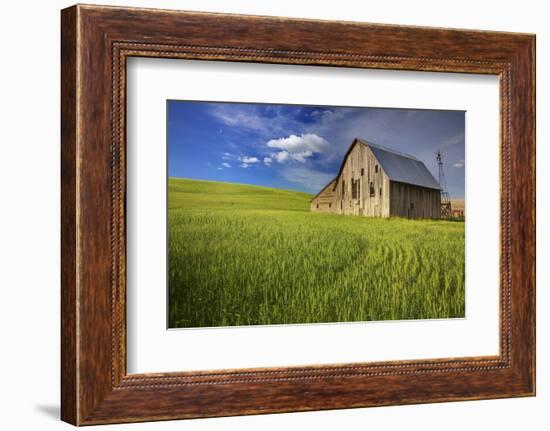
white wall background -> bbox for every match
[0,0,546,429]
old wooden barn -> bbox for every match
[310,138,441,219]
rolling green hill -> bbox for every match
[168,178,465,328]
[168,177,312,212]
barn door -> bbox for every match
[408,202,415,219]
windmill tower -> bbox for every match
[436,150,452,218]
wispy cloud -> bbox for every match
[209,105,271,134]
[281,165,334,193]
[441,133,466,150]
[453,159,465,168]
[222,162,232,168]
[208,104,303,136]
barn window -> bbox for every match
[329,203,332,208]
[375,165,379,173]
[316,204,319,209]
[410,202,414,210]
[361,168,364,176]
[352,179,358,199]
[342,180,345,197]
[369,182,375,197]
[358,181,361,198]
[380,187,382,197]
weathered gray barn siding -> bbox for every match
[310,179,337,213]
[333,141,390,217]
[389,181,441,218]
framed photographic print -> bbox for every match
[61,4,535,425]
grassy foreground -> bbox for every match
[168,178,465,328]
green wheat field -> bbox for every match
[168,178,465,328]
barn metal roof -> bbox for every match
[330,138,441,191]
[359,139,441,190]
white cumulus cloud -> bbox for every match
[267,133,330,154]
[239,156,260,164]
[266,133,330,164]
[290,150,313,163]
[263,157,272,166]
[272,151,290,164]
[222,162,231,168]
[238,156,260,168]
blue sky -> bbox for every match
[167,101,465,198]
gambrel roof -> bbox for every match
[331,138,441,191]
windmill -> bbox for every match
[436,150,452,218]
